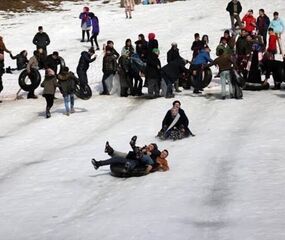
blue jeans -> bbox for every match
[64,94,74,113]
[99,157,139,170]
[220,70,233,97]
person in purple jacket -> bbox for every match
[79,6,92,42]
[89,12,100,50]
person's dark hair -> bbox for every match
[125,38,132,47]
[194,33,200,38]
[138,34,145,40]
[150,143,158,150]
[20,50,27,55]
[202,34,209,43]
[88,47,95,54]
[172,100,181,106]
[38,26,43,31]
[274,11,279,16]
[33,50,38,56]
[224,30,230,35]
[268,27,274,32]
[163,149,169,155]
[259,9,265,13]
[107,40,114,45]
[88,12,95,18]
[52,51,59,57]
[218,48,224,56]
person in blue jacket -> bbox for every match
[269,12,285,35]
[79,7,92,42]
[89,12,100,50]
[191,46,213,94]
[269,12,285,55]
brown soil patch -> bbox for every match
[0,0,98,13]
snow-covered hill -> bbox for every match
[0,1,285,239]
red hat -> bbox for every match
[148,33,156,41]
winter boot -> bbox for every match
[174,81,182,93]
[5,67,12,74]
[91,158,100,170]
[129,135,137,148]
[46,108,51,118]
[104,141,114,155]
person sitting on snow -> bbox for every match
[157,104,195,140]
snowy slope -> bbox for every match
[1,1,285,240]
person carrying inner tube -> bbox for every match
[190,45,213,94]
[76,47,97,88]
[26,50,40,99]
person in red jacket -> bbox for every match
[267,28,278,59]
[242,9,256,34]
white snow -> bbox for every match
[1,1,285,239]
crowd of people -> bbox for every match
[1,1,285,177]
[0,1,285,108]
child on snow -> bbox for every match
[79,7,92,42]
[41,68,58,118]
[58,67,77,116]
[267,28,278,58]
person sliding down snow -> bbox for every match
[157,104,194,141]
[91,136,162,174]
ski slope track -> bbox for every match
[1,0,285,240]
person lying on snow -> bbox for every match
[157,102,195,140]
[91,136,169,174]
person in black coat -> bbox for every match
[226,0,242,31]
[161,58,188,98]
[76,47,96,87]
[32,26,50,52]
[167,43,181,63]
[146,48,161,97]
[261,53,285,90]
[45,51,61,74]
[147,33,159,58]
[157,106,194,140]
[191,33,204,60]
[167,43,183,92]
[8,50,28,71]
[0,56,4,99]
[135,34,148,62]
[256,9,271,47]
